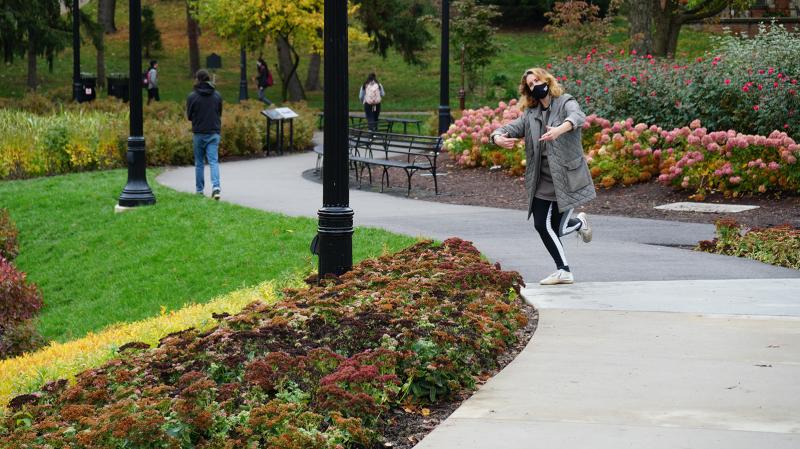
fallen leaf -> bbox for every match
[421,408,430,416]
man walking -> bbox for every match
[187,69,223,199]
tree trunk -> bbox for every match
[628,0,653,55]
[101,0,117,34]
[651,0,679,57]
[665,16,683,58]
[186,1,200,78]
[27,37,37,90]
[277,36,304,102]
[305,52,322,91]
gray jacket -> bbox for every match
[147,68,158,89]
[491,94,595,217]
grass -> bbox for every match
[0,169,417,343]
[0,1,718,112]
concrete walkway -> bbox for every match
[157,141,800,448]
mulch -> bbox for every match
[331,157,800,229]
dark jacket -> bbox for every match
[257,64,268,88]
[187,82,223,134]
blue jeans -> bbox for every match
[193,133,221,193]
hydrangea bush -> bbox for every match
[584,116,800,198]
[443,99,800,197]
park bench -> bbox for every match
[317,112,422,134]
[348,127,443,196]
[312,128,443,196]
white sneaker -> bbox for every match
[539,269,574,285]
[577,212,592,243]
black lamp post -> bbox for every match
[118,0,155,208]
[317,0,353,278]
[438,0,452,135]
[72,0,81,102]
[239,47,248,102]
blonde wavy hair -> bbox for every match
[518,67,564,110]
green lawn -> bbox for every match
[0,1,718,112]
[0,169,417,343]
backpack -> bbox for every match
[142,69,150,89]
[364,82,381,105]
[266,68,274,87]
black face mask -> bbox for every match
[531,83,549,100]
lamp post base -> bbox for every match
[438,105,452,135]
[73,82,83,103]
[118,136,156,207]
[317,206,353,278]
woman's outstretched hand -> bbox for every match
[494,133,518,149]
[540,121,573,142]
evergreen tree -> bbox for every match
[0,0,69,89]
[141,5,163,59]
[451,0,501,92]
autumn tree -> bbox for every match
[194,0,434,101]
[193,0,327,101]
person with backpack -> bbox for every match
[255,57,273,105]
[187,69,223,200]
[359,73,384,131]
[145,60,159,105]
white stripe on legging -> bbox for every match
[560,208,581,236]
[546,203,568,267]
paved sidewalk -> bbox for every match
[157,143,800,448]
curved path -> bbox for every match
[158,137,800,448]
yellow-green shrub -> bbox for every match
[0,98,317,180]
[0,281,278,413]
[0,110,128,179]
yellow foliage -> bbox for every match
[0,282,278,414]
[193,0,366,52]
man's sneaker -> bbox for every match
[577,212,592,243]
[539,269,574,285]
[212,189,221,200]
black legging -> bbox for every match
[364,103,381,131]
[532,197,583,271]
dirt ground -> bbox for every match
[333,159,800,230]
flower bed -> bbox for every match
[0,282,278,414]
[0,239,526,448]
[584,116,800,198]
[443,99,800,198]
[0,100,316,180]
[548,26,800,140]
[697,219,800,270]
